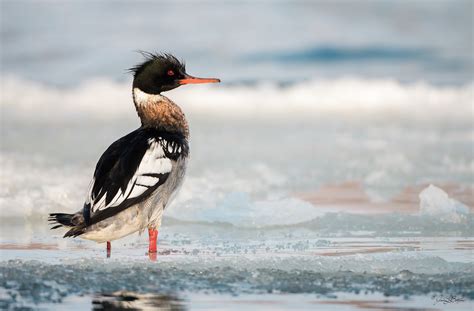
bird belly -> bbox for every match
[80,204,147,243]
[80,157,188,243]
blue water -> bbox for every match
[1,0,472,85]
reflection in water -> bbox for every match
[92,291,186,311]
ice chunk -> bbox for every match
[419,184,469,223]
[168,192,323,227]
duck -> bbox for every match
[49,53,220,258]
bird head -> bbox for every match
[130,52,220,94]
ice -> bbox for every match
[419,185,469,223]
[2,77,473,223]
[2,218,472,309]
[0,154,88,219]
[0,254,472,308]
[167,192,323,227]
[303,213,474,236]
[2,151,473,233]
[1,220,472,309]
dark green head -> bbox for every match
[130,52,220,94]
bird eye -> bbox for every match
[167,70,175,76]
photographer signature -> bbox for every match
[432,294,465,305]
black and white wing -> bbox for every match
[80,127,188,229]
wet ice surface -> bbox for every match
[22,293,474,311]
[1,222,473,310]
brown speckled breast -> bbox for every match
[133,88,189,137]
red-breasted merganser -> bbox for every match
[49,53,219,258]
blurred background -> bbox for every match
[1,0,472,222]
[0,0,473,310]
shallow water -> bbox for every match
[1,221,473,310]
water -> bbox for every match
[1,0,473,85]
[1,1,473,310]
[1,224,474,309]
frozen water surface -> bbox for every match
[1,222,473,310]
[1,82,473,310]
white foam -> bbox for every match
[2,76,473,123]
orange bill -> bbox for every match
[178,74,220,85]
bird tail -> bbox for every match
[48,213,76,229]
[49,213,87,237]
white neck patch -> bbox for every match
[133,88,165,107]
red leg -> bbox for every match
[148,228,158,254]
[106,241,111,258]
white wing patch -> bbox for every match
[89,138,172,213]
